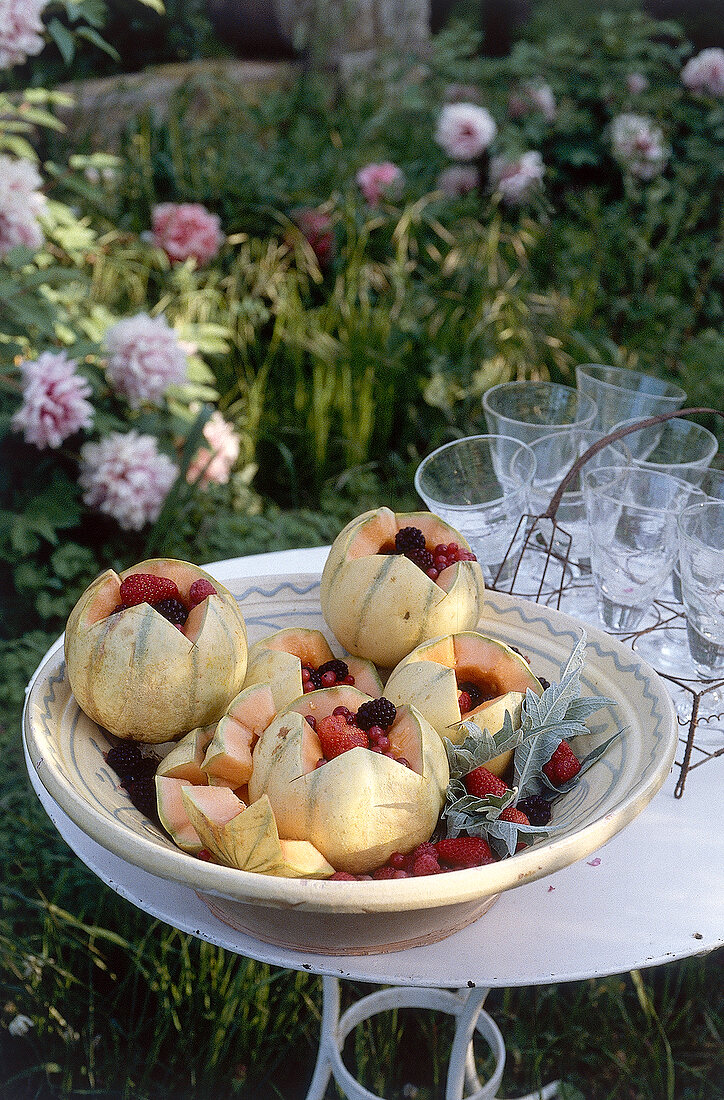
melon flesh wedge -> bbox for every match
[346,657,383,698]
[157,724,216,784]
[156,776,205,854]
[182,789,283,873]
[202,682,276,786]
[271,840,335,879]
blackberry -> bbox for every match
[127,776,159,822]
[356,697,397,731]
[516,795,553,826]
[303,666,323,689]
[395,526,426,554]
[106,742,143,777]
[405,547,434,572]
[154,597,188,626]
[538,676,551,691]
[317,659,349,681]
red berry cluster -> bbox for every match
[113,574,217,629]
[389,526,476,582]
[311,699,410,769]
[301,659,355,693]
[457,680,484,715]
[329,836,499,880]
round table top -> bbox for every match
[25,546,723,990]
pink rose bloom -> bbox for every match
[11,351,94,449]
[0,155,46,257]
[187,411,241,487]
[0,0,46,70]
[356,162,404,206]
[105,312,188,407]
[437,165,479,198]
[610,114,669,180]
[435,103,497,161]
[292,208,335,268]
[490,151,545,204]
[151,202,224,265]
[626,72,649,96]
[508,83,556,123]
[681,47,724,97]
[79,430,178,530]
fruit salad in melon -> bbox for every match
[320,508,486,669]
[65,559,247,743]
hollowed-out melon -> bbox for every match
[248,697,449,874]
[385,631,542,758]
[244,626,381,709]
[320,508,486,669]
[65,559,248,742]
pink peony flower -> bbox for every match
[105,313,188,407]
[151,202,224,266]
[79,430,178,530]
[681,47,724,97]
[610,113,669,180]
[292,208,335,268]
[626,72,649,96]
[0,0,46,70]
[11,351,94,449]
[437,164,479,198]
[0,155,46,257]
[507,83,557,122]
[435,103,497,161]
[356,162,404,206]
[490,151,545,204]
[187,411,241,487]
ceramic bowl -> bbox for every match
[24,573,676,955]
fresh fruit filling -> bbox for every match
[312,697,411,768]
[301,658,355,692]
[330,836,500,880]
[379,525,477,581]
[112,572,218,628]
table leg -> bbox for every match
[304,977,561,1100]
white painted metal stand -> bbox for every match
[305,975,560,1100]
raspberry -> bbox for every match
[105,742,144,777]
[317,659,349,682]
[517,795,552,826]
[154,597,188,626]
[372,865,398,880]
[127,776,159,821]
[355,697,396,731]
[457,691,473,715]
[330,871,356,881]
[189,578,217,606]
[395,526,426,553]
[543,740,581,785]
[412,851,440,876]
[500,807,530,825]
[405,547,434,572]
[464,766,509,799]
[457,681,483,708]
[119,573,179,607]
[317,714,369,759]
[435,837,496,867]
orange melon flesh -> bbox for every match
[79,571,121,626]
[227,682,277,735]
[346,657,383,698]
[157,724,216,784]
[182,783,246,823]
[155,776,205,853]
[405,633,541,699]
[256,627,334,668]
[387,705,424,775]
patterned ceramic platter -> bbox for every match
[23,572,677,953]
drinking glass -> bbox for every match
[678,501,724,704]
[528,429,632,572]
[482,381,597,446]
[414,434,536,587]
[582,466,704,632]
[614,416,718,484]
[575,364,686,432]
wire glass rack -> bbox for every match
[485,407,724,797]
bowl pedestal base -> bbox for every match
[198,891,499,955]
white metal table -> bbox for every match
[24,546,724,1100]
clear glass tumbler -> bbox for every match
[414,434,536,587]
[575,364,686,432]
[582,466,704,632]
[678,501,724,702]
[482,381,597,445]
[614,416,718,484]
